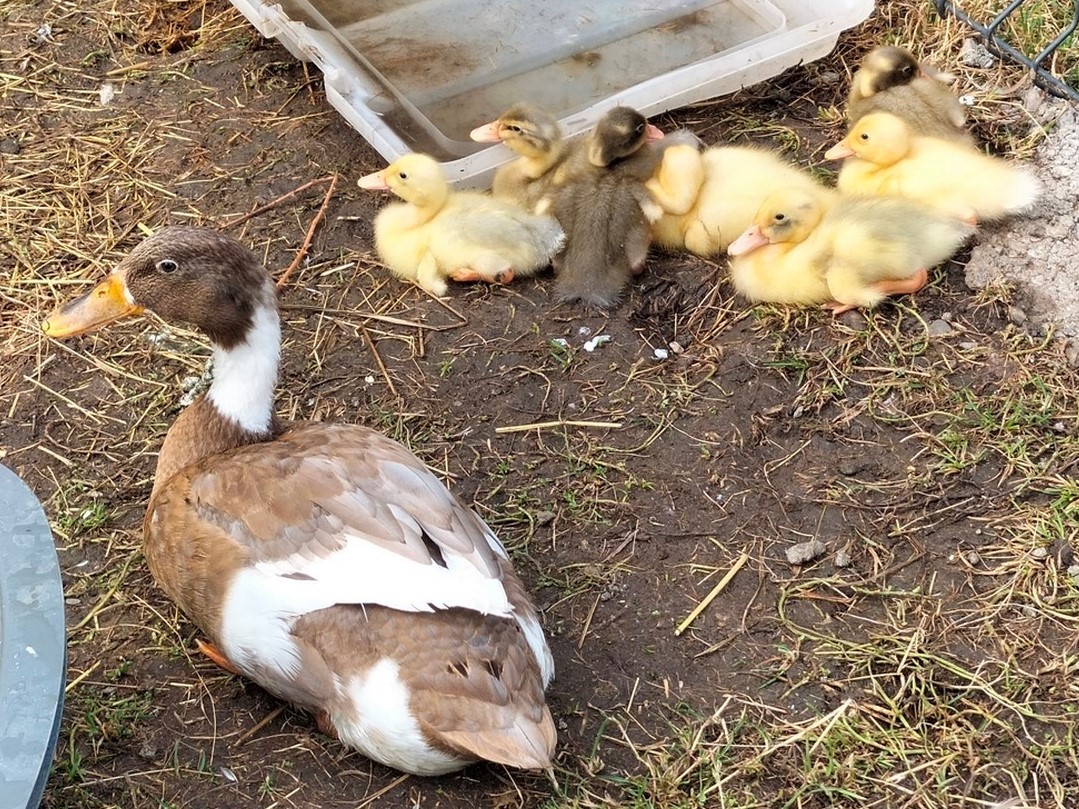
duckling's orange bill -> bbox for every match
[728,225,769,256]
[469,121,502,142]
[357,170,389,190]
[824,141,856,160]
[645,124,665,142]
[42,274,143,338]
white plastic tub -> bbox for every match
[226,0,873,185]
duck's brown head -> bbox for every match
[43,227,274,350]
[587,107,664,167]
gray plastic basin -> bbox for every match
[0,464,66,809]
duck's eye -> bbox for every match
[635,123,645,135]
[157,259,178,274]
[860,132,870,141]
[774,213,786,222]
[507,125,521,133]
[398,172,408,180]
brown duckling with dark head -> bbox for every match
[540,106,665,309]
[847,45,972,146]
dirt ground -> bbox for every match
[2,1,1078,808]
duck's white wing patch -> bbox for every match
[188,426,516,617]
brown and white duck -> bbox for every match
[41,226,556,776]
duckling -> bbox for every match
[469,104,569,212]
[540,107,665,308]
[41,227,557,776]
[847,45,972,145]
[728,189,974,313]
[357,153,564,296]
[726,187,834,307]
[826,111,1041,223]
[650,145,833,256]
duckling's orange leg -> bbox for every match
[873,267,929,297]
[450,266,515,284]
[196,639,242,675]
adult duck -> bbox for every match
[42,226,557,776]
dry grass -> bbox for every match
[2,0,1077,808]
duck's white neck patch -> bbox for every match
[206,302,280,434]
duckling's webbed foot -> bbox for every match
[196,638,242,675]
[823,301,858,316]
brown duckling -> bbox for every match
[847,45,972,146]
[469,104,570,212]
[541,106,665,308]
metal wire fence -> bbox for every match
[933,0,1079,101]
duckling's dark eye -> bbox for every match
[774,213,786,222]
[901,65,915,77]
[398,171,408,180]
[860,132,870,141]
[157,259,178,274]
[507,125,521,133]
[635,123,645,135]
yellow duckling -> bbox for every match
[726,188,834,307]
[848,45,972,146]
[728,189,974,313]
[825,112,1041,223]
[357,153,565,296]
[469,104,570,212]
[650,145,832,257]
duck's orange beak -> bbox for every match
[357,170,390,190]
[645,124,665,142]
[469,121,502,142]
[824,140,856,160]
[42,273,143,338]
[728,224,769,257]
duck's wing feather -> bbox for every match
[146,422,515,623]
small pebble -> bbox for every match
[964,550,981,566]
[928,319,953,337]
[1008,306,1027,325]
[1020,604,1037,618]
[818,70,841,85]
[653,347,669,360]
[834,549,852,568]
[960,38,996,69]
[838,458,868,476]
[959,341,978,351]
[1022,86,1045,114]
[1067,564,1079,578]
[0,137,20,155]
[138,740,158,761]
[669,340,685,354]
[838,310,867,330]
[1065,339,1079,369]
[1030,546,1049,560]
[535,510,555,526]
[786,539,826,566]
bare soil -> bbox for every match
[2,2,1077,808]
